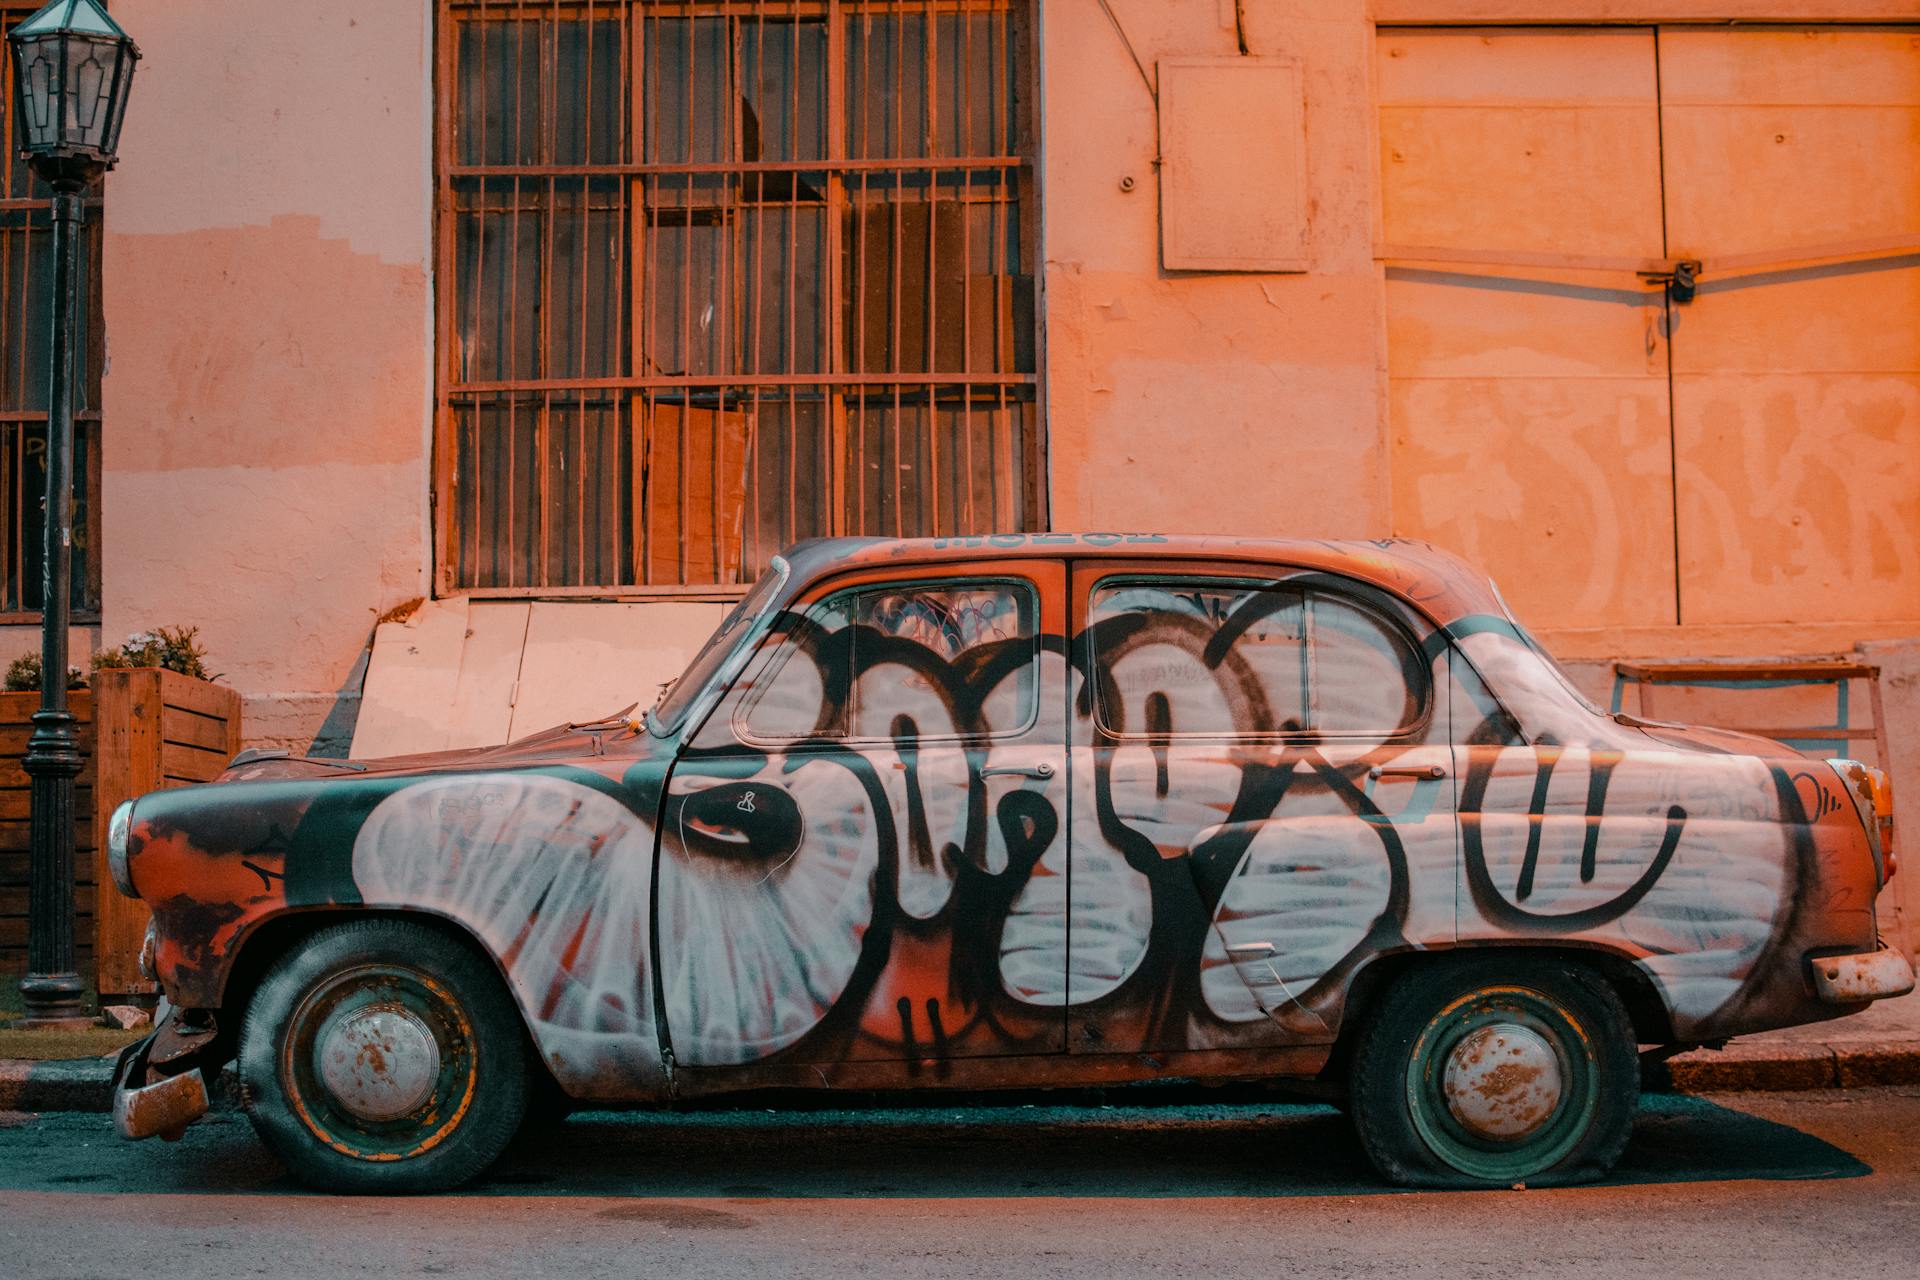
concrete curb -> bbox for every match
[4,1042,1919,1114]
[0,1056,115,1113]
[1652,1039,1920,1092]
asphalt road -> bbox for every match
[2,1087,1917,1278]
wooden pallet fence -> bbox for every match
[90,670,243,1001]
[0,670,241,1002]
[0,688,95,980]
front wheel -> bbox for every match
[1349,957,1638,1188]
[238,919,528,1193]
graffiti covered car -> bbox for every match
[107,535,1912,1191]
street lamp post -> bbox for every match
[8,0,136,1028]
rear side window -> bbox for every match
[741,580,1039,742]
[1310,594,1425,733]
[1089,578,1424,738]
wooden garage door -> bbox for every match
[1378,25,1920,631]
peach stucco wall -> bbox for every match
[97,1,433,752]
[1041,0,1390,540]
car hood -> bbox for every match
[219,709,645,784]
[1622,716,1811,760]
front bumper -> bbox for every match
[1810,945,1917,1005]
[110,1005,219,1141]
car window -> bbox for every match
[1310,594,1424,733]
[741,579,1038,742]
[1091,581,1306,736]
[849,584,1036,738]
[1090,578,1423,738]
[739,594,855,740]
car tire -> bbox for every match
[516,1068,577,1137]
[238,918,528,1194]
[1348,956,1638,1188]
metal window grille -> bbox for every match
[0,2,102,619]
[436,0,1042,593]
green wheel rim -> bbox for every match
[1403,984,1598,1182]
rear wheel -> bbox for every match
[1349,956,1637,1188]
[238,919,528,1193]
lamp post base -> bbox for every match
[12,971,90,1030]
[21,704,86,1029]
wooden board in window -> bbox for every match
[638,402,751,586]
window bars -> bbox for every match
[438,0,1042,593]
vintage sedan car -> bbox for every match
[107,534,1911,1191]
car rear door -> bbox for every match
[1065,559,1459,1057]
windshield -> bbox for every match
[648,556,791,734]
[1490,582,1607,718]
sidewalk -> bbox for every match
[5,993,1916,1114]
[1653,990,1920,1091]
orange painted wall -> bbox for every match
[1041,0,1390,540]
[1043,3,1918,656]
[1037,2,1917,945]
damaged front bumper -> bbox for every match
[110,1005,221,1142]
[1810,945,1917,1005]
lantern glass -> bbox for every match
[7,0,138,180]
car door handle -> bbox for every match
[981,762,1055,780]
[1368,763,1446,780]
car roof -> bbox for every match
[778,534,1510,627]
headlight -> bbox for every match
[106,799,137,898]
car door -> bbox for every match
[660,559,1069,1067]
[1066,560,1459,1057]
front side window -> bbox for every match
[438,1,1040,593]
[1090,578,1424,739]
[742,578,1037,742]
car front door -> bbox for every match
[1066,560,1459,1058]
[661,560,1069,1067]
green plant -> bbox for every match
[91,625,214,681]
[4,653,86,692]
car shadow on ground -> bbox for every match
[477,1093,1871,1198]
[0,1090,1870,1199]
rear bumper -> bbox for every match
[1810,945,1916,1005]
[109,1006,219,1141]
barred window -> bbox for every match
[0,2,102,618]
[437,1,1041,593]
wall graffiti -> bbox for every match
[125,537,1883,1101]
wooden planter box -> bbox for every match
[0,669,241,1001]
[0,687,94,981]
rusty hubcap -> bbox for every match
[1440,1021,1563,1141]
[315,1004,442,1123]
